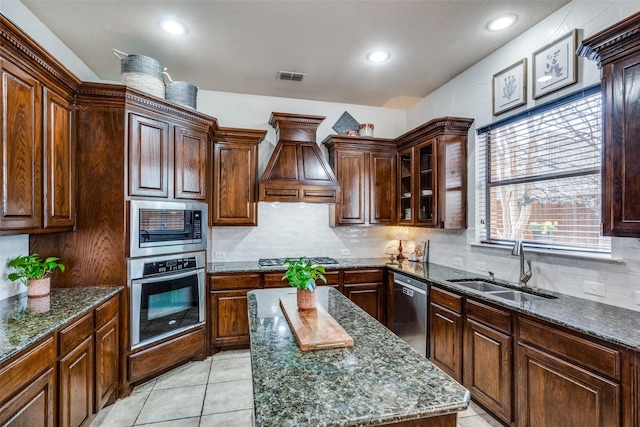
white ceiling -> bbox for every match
[21,0,570,108]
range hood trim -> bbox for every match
[259,112,340,204]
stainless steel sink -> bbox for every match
[447,278,558,302]
[449,280,509,292]
[487,290,548,302]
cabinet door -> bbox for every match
[174,126,207,200]
[398,147,415,225]
[438,135,467,229]
[43,88,74,228]
[602,55,640,236]
[0,61,42,230]
[213,142,258,225]
[59,335,94,427]
[210,290,251,348]
[128,113,170,198]
[369,152,396,224]
[416,139,437,226]
[343,282,385,323]
[335,150,366,225]
[0,368,55,427]
[429,302,463,382]
[516,342,620,427]
[464,318,512,424]
[95,315,118,411]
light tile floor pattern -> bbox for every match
[89,349,503,427]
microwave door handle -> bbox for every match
[131,268,203,284]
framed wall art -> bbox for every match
[532,29,578,99]
[493,58,527,115]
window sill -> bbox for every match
[469,242,623,263]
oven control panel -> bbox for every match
[143,256,197,276]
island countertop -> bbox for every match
[247,286,469,427]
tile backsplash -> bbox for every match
[0,235,29,300]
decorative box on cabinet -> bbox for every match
[0,16,79,235]
[578,11,640,237]
[212,127,267,226]
[323,135,397,226]
[396,117,473,229]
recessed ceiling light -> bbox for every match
[486,14,518,32]
[367,50,391,63]
[159,19,188,36]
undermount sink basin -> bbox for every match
[448,280,509,292]
[447,278,558,302]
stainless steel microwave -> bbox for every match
[129,200,207,258]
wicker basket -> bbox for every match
[113,49,165,99]
[163,72,198,109]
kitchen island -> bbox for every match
[247,287,469,427]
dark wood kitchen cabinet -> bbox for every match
[396,117,473,229]
[128,113,208,200]
[343,269,386,323]
[210,273,262,351]
[58,313,94,427]
[212,127,267,226]
[0,16,79,235]
[515,317,626,427]
[323,135,397,226]
[578,11,640,237]
[429,286,463,382]
[463,299,513,425]
[94,296,120,411]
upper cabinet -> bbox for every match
[128,110,209,201]
[0,15,80,235]
[396,117,473,229]
[212,127,266,226]
[578,11,640,237]
[323,135,397,226]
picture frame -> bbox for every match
[532,29,578,99]
[492,58,527,116]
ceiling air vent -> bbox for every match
[277,70,306,82]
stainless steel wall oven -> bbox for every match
[129,251,205,349]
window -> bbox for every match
[477,86,610,253]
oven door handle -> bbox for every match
[131,268,204,284]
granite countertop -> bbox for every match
[0,287,123,364]
[248,287,469,427]
[387,261,640,351]
[212,257,640,351]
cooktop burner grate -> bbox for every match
[258,257,339,267]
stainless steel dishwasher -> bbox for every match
[392,272,428,357]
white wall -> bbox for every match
[406,0,640,311]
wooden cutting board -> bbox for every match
[280,295,354,351]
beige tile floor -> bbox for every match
[89,349,503,427]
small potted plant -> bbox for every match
[282,257,327,310]
[8,253,65,297]
[529,221,558,243]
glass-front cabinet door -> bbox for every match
[398,147,414,225]
[417,139,437,226]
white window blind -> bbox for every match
[477,88,610,253]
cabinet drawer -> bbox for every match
[343,269,383,284]
[466,299,511,334]
[431,286,462,313]
[59,313,94,356]
[0,336,55,405]
[95,296,119,329]
[263,272,287,288]
[518,317,621,379]
[210,273,261,290]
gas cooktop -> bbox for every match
[258,257,339,267]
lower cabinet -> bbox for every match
[343,269,385,323]
[429,286,463,383]
[463,299,512,424]
[94,297,119,411]
[59,335,94,427]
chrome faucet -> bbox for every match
[511,240,532,287]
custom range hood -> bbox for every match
[259,112,339,203]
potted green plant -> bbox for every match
[529,221,558,243]
[282,257,327,310]
[8,253,65,297]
